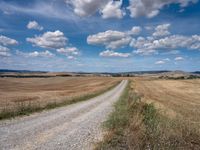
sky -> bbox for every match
[0,0,200,72]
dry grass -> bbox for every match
[132,77,200,122]
[131,78,200,149]
[0,77,120,119]
[97,78,200,150]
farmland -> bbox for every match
[133,78,200,122]
[0,77,120,118]
[97,78,200,149]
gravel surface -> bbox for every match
[0,80,127,150]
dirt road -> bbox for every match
[0,80,127,150]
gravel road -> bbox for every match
[0,80,127,150]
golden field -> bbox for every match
[97,78,200,149]
[0,77,120,112]
[132,77,200,122]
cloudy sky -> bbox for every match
[0,0,200,72]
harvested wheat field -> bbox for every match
[133,78,200,122]
[0,77,120,112]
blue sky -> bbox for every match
[0,0,199,72]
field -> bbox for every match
[133,78,200,122]
[97,78,200,149]
[0,77,120,118]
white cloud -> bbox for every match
[89,24,200,57]
[130,33,200,55]
[65,0,109,17]
[0,45,11,57]
[175,56,184,61]
[67,56,76,60]
[101,0,125,19]
[27,30,67,49]
[100,50,131,58]
[155,58,170,65]
[128,26,142,35]
[87,30,130,49]
[66,0,125,19]
[127,0,198,18]
[131,36,158,55]
[133,48,158,55]
[57,47,80,59]
[155,60,165,65]
[87,29,136,49]
[107,37,131,49]
[29,50,54,57]
[17,50,54,58]
[27,21,44,31]
[153,23,171,37]
[0,35,18,46]
[87,30,126,45]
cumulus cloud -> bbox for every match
[87,30,126,45]
[87,30,134,49]
[87,26,143,50]
[155,58,170,65]
[65,0,109,17]
[67,55,76,60]
[155,60,165,65]
[66,0,125,19]
[87,23,200,57]
[127,0,198,18]
[129,26,142,35]
[153,23,171,37]
[57,47,80,59]
[27,21,44,31]
[27,30,67,49]
[17,50,54,58]
[0,35,18,46]
[101,0,125,19]
[100,50,131,58]
[107,37,131,49]
[87,25,145,50]
[131,36,158,55]
[0,45,11,57]
[175,56,184,61]
[131,34,200,55]
[133,48,158,55]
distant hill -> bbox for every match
[0,69,199,78]
[192,71,200,74]
[0,69,47,73]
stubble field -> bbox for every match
[97,77,200,149]
[132,77,200,122]
[0,77,120,114]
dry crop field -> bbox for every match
[132,77,200,122]
[96,77,200,149]
[0,77,120,113]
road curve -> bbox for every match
[0,80,128,150]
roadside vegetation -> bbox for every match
[0,80,120,120]
[96,80,200,150]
